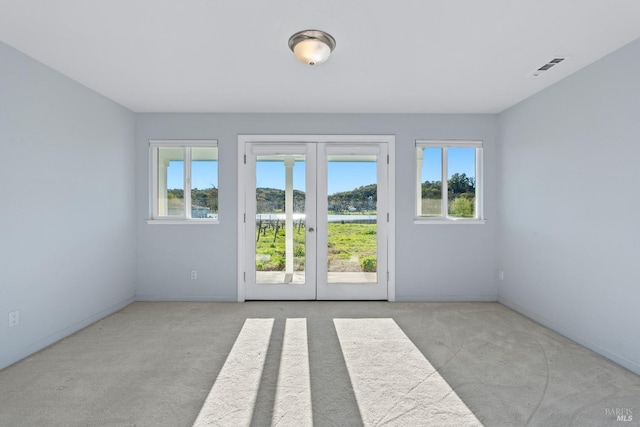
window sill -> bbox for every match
[414,218,486,225]
[146,219,219,225]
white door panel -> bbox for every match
[244,143,316,300]
[316,143,388,300]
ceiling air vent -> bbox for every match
[529,57,568,77]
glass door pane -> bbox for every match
[255,154,306,284]
[326,154,378,284]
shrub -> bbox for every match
[449,197,474,218]
[361,256,377,272]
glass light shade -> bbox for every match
[293,39,331,65]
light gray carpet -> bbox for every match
[0,302,638,426]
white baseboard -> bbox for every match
[499,296,640,376]
[136,295,498,303]
[395,295,498,302]
[0,297,135,371]
[135,295,237,302]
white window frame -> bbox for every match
[415,140,485,224]
[148,140,219,224]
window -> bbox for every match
[415,140,483,223]
[150,140,218,222]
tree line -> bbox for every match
[166,173,474,216]
[168,188,218,212]
[422,173,475,217]
[255,184,378,214]
[421,173,475,199]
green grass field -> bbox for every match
[255,222,377,272]
[421,197,475,217]
[421,198,442,216]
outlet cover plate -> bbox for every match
[9,311,19,327]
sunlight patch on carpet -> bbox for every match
[193,318,273,427]
[271,318,313,426]
[334,318,482,426]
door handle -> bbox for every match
[308,227,315,233]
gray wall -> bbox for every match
[497,38,640,374]
[0,43,136,370]
[135,114,498,301]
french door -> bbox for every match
[239,136,394,300]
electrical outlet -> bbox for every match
[190,270,198,280]
[9,311,19,327]
[498,270,504,281]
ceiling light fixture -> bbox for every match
[288,30,336,66]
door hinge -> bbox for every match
[387,154,389,164]
[244,272,246,281]
[387,212,389,222]
[387,271,390,282]
[244,154,247,164]
[244,213,246,223]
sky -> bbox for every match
[256,160,377,195]
[166,148,475,192]
[421,147,475,183]
[167,161,218,190]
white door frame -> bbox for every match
[237,135,395,302]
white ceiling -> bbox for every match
[2,1,640,114]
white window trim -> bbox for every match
[414,139,485,225]
[147,140,219,224]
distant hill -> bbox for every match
[169,187,218,212]
[256,184,377,213]
[256,188,306,213]
[327,184,377,212]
